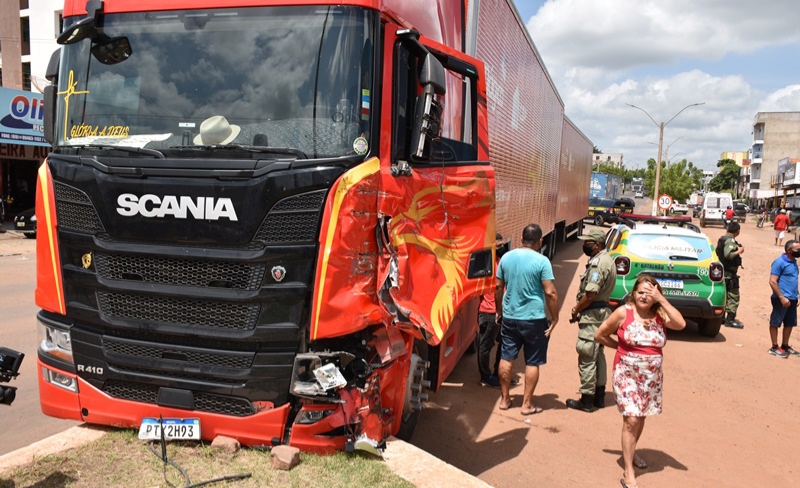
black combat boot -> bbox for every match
[593,386,606,409]
[566,394,594,412]
[725,312,744,329]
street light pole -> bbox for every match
[654,122,665,216]
[627,102,705,215]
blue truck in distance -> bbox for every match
[590,172,623,199]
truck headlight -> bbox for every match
[37,320,73,363]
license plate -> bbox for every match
[16,222,24,228]
[138,418,200,440]
[657,279,684,290]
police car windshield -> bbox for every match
[627,233,713,262]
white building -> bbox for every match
[0,1,63,92]
[593,152,623,169]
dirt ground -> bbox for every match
[410,207,800,487]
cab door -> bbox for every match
[375,25,494,382]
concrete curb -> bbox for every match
[384,437,493,488]
[0,424,108,474]
[0,427,491,487]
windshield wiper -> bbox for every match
[171,144,308,159]
[668,255,698,261]
[61,144,165,159]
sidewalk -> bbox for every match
[0,425,493,488]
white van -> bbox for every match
[699,192,733,227]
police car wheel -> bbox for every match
[697,318,722,337]
[594,215,604,227]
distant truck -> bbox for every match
[590,172,623,199]
[631,177,644,193]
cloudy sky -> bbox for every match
[514,0,800,170]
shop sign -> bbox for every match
[0,87,48,147]
[0,142,50,160]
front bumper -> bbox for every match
[610,295,725,320]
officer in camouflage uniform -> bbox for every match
[566,228,617,412]
[718,221,745,328]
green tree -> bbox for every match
[592,162,624,176]
[708,159,740,194]
[644,158,703,202]
[593,145,602,154]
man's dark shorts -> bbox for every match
[500,318,549,366]
[769,296,798,327]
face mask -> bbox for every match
[791,250,800,258]
[582,243,595,256]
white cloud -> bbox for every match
[522,0,800,169]
[528,0,800,70]
[758,85,800,112]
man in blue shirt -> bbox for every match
[768,240,800,358]
[495,224,560,415]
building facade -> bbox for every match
[749,112,800,204]
[593,152,623,169]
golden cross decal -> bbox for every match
[57,70,90,140]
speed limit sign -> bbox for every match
[658,194,673,211]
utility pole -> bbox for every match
[627,102,705,215]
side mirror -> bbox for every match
[410,53,446,162]
[43,49,61,145]
[57,0,104,45]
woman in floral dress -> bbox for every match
[595,274,686,488]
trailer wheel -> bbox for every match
[594,215,604,227]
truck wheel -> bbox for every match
[700,218,706,228]
[697,318,722,337]
[395,351,429,441]
[594,215,604,227]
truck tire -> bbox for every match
[594,215,604,227]
[700,218,706,228]
[395,350,429,441]
[697,318,722,338]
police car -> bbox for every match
[604,222,726,337]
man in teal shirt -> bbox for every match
[495,224,560,415]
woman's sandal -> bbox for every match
[521,406,543,415]
[498,398,512,410]
[620,478,638,488]
[633,455,648,470]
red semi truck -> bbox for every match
[36,0,591,453]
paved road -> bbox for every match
[0,227,79,456]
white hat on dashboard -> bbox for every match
[194,115,240,145]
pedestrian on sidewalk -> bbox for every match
[477,233,505,388]
[594,274,686,488]
[495,224,559,415]
[566,228,616,413]
[717,221,745,328]
[767,240,800,358]
[773,209,790,246]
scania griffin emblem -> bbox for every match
[82,252,92,269]
[271,266,286,282]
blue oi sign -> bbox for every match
[0,87,48,147]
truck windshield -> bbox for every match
[55,6,376,159]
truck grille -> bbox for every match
[254,190,326,243]
[54,182,106,234]
[104,338,253,369]
[103,381,255,416]
[94,253,265,290]
[97,291,260,330]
